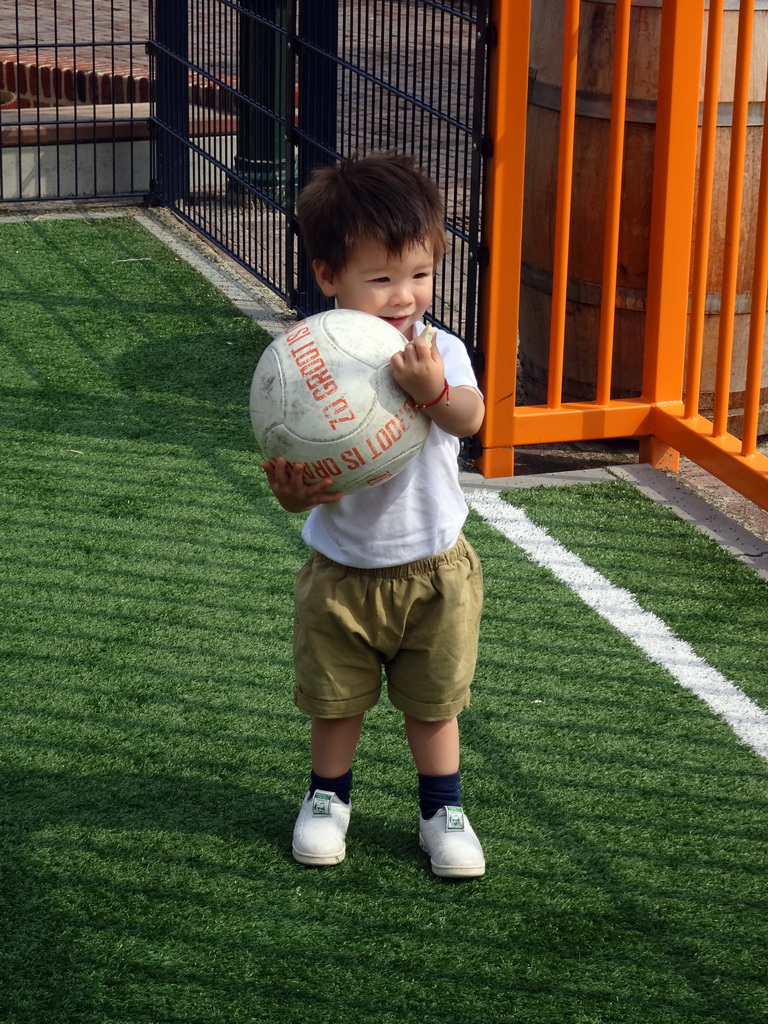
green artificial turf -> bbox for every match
[494,481,768,708]
[1,215,767,1024]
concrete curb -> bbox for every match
[134,211,296,339]
[608,464,768,581]
[459,467,615,490]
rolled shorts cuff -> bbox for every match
[387,682,471,722]
[293,684,382,719]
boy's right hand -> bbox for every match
[260,456,344,513]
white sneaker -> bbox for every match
[419,806,486,878]
[292,789,351,866]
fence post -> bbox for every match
[640,0,705,468]
[154,0,190,202]
[294,0,338,315]
[235,1,288,198]
[476,0,531,477]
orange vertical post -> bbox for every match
[596,0,632,406]
[641,0,705,469]
[547,0,580,409]
[742,60,768,455]
[712,0,754,437]
[476,0,531,478]
[686,0,724,420]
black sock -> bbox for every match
[418,771,461,820]
[310,768,353,805]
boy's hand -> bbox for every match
[390,326,485,437]
[261,456,344,513]
[390,327,445,407]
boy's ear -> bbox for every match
[312,259,337,297]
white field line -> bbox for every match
[467,489,768,762]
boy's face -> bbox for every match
[313,239,435,341]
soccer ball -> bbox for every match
[250,308,431,493]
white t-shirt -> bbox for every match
[301,323,480,568]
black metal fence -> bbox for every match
[1,1,491,348]
[0,0,150,200]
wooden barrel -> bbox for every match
[520,0,768,433]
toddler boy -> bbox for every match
[261,151,485,878]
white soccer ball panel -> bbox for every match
[312,307,404,367]
[250,309,431,493]
[249,345,286,439]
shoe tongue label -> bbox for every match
[445,806,465,831]
[312,791,333,816]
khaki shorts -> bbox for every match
[293,535,483,721]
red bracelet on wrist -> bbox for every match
[414,378,450,409]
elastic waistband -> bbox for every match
[312,534,470,579]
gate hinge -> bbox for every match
[475,245,490,269]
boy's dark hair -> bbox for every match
[296,151,447,272]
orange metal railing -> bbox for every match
[479,0,768,512]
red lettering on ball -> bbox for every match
[286,331,340,402]
[303,458,342,481]
[324,396,356,429]
[285,322,311,346]
[341,446,366,470]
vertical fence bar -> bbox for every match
[547,0,580,409]
[640,0,704,469]
[235,1,287,198]
[685,0,724,420]
[742,59,768,455]
[463,0,491,357]
[642,0,704,406]
[476,0,531,478]
[154,0,190,202]
[295,0,338,315]
[595,0,631,406]
[712,0,754,437]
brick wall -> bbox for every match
[0,52,150,109]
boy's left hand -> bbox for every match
[390,328,445,407]
[260,456,344,513]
